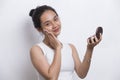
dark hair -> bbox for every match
[29,5,58,29]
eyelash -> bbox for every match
[54,17,58,21]
[45,23,50,26]
[43,16,59,26]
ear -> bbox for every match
[36,27,43,32]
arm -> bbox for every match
[30,31,62,80]
[70,34,102,79]
[30,45,61,80]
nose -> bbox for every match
[52,21,57,29]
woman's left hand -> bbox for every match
[87,33,102,49]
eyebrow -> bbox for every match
[42,14,58,25]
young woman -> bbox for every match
[29,5,102,80]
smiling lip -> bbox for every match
[53,28,60,32]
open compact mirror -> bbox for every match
[95,27,103,39]
[89,27,103,43]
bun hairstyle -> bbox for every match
[29,9,35,17]
[29,5,58,29]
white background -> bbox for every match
[0,0,120,80]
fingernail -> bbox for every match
[44,30,47,32]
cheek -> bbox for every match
[57,21,61,26]
[43,26,53,31]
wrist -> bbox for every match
[87,45,94,51]
[55,43,62,51]
[55,46,61,51]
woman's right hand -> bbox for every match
[44,30,62,50]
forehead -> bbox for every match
[40,10,57,22]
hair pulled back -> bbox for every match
[29,5,58,29]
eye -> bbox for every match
[44,22,51,26]
[45,23,50,26]
[54,16,59,21]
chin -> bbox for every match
[54,32,60,37]
[54,34,59,37]
[53,30,61,36]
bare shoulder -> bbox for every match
[30,45,50,78]
[68,43,76,51]
[30,45,44,58]
[68,43,79,57]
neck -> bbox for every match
[43,36,54,49]
[43,38,49,45]
[43,34,58,44]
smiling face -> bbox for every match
[40,10,61,37]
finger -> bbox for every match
[47,32,56,40]
[43,30,55,43]
[99,33,102,40]
[45,31,57,42]
[94,36,99,42]
[91,36,95,43]
[91,35,96,42]
[43,30,53,37]
[87,38,91,44]
[43,29,49,35]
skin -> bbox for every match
[30,10,102,80]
